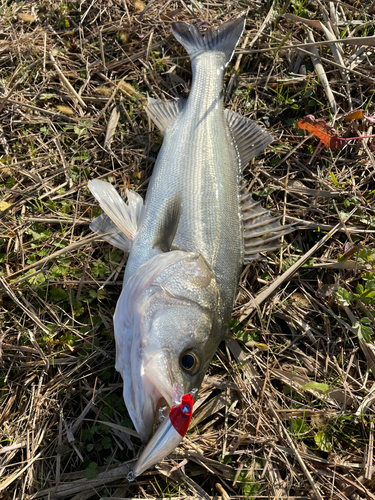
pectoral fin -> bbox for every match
[152,193,182,252]
[90,214,132,252]
[225,109,273,170]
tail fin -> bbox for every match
[171,17,245,66]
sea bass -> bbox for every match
[88,17,292,474]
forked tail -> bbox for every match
[171,17,245,66]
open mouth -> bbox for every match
[144,351,174,406]
[129,350,174,443]
[153,397,169,426]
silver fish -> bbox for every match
[88,17,293,474]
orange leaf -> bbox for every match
[344,110,364,122]
[297,115,342,149]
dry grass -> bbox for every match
[1,0,375,498]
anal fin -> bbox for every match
[146,97,186,135]
[225,109,273,170]
[241,187,294,262]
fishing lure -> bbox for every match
[128,388,194,480]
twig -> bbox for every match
[307,30,337,114]
[49,53,87,108]
[271,408,324,500]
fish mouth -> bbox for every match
[144,350,174,407]
[128,349,175,443]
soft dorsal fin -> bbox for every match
[152,193,182,252]
[146,97,186,134]
[225,110,273,170]
[241,187,294,262]
[88,180,144,252]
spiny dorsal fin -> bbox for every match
[146,97,186,135]
[88,180,144,252]
[225,109,273,170]
[241,187,294,262]
[152,193,182,252]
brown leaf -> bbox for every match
[104,105,121,150]
[297,115,344,150]
[345,110,364,122]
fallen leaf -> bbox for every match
[339,243,360,260]
[104,104,121,150]
[345,110,364,122]
[300,382,330,392]
[0,201,11,211]
[297,114,375,150]
[245,341,269,351]
[297,115,343,149]
[315,430,332,452]
[344,110,375,124]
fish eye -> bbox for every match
[180,349,200,375]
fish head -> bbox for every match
[114,251,220,443]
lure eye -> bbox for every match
[180,349,200,375]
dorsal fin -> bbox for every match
[241,187,294,262]
[225,109,273,170]
[146,97,186,134]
